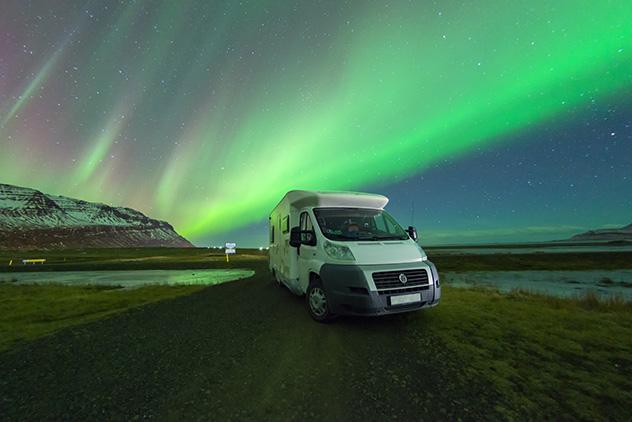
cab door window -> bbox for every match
[300,212,316,245]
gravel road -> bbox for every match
[0,261,501,421]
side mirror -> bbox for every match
[289,226,301,247]
[407,226,418,241]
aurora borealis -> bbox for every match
[1,1,631,246]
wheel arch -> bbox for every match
[309,271,320,284]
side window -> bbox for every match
[300,212,316,245]
[282,216,290,233]
[270,225,274,243]
[384,214,395,232]
[305,214,313,232]
[374,213,387,232]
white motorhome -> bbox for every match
[269,190,441,322]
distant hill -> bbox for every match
[0,183,193,249]
[569,223,632,242]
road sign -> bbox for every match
[224,242,236,262]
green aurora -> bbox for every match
[1,1,631,243]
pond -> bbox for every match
[443,270,632,300]
[0,269,255,288]
[427,244,632,255]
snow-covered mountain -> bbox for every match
[0,183,193,249]
[569,224,632,242]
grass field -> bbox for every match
[0,247,267,272]
[1,280,630,420]
[1,248,631,419]
[425,287,632,419]
[430,251,632,271]
[0,283,204,351]
[2,247,632,272]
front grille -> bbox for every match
[372,268,429,290]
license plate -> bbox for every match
[390,293,421,306]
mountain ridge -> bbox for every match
[0,183,193,249]
[569,223,632,242]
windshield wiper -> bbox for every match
[375,236,408,241]
[328,233,407,241]
[353,235,408,241]
[329,234,360,240]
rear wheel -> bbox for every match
[306,278,335,322]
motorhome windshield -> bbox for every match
[313,208,409,241]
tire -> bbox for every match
[306,277,335,322]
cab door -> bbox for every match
[298,210,318,293]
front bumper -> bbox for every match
[319,261,441,316]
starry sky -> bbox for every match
[1,0,631,247]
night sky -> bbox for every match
[1,1,631,247]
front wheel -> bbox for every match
[306,278,335,322]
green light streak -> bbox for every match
[0,46,65,129]
[178,1,632,238]
[1,1,630,243]
[73,114,127,184]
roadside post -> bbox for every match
[225,242,236,262]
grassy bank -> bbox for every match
[425,286,632,419]
[2,248,631,273]
[0,283,204,351]
[0,247,267,272]
[429,251,632,271]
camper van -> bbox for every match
[269,190,440,322]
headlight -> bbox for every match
[324,241,355,261]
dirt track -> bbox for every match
[0,261,501,421]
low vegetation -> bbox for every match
[0,247,267,272]
[429,251,632,271]
[1,281,630,419]
[2,247,631,272]
[424,286,632,420]
[1,248,631,419]
[0,282,204,351]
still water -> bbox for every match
[0,269,254,288]
[444,270,632,300]
[428,244,632,255]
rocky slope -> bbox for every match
[0,183,193,249]
[569,223,632,242]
